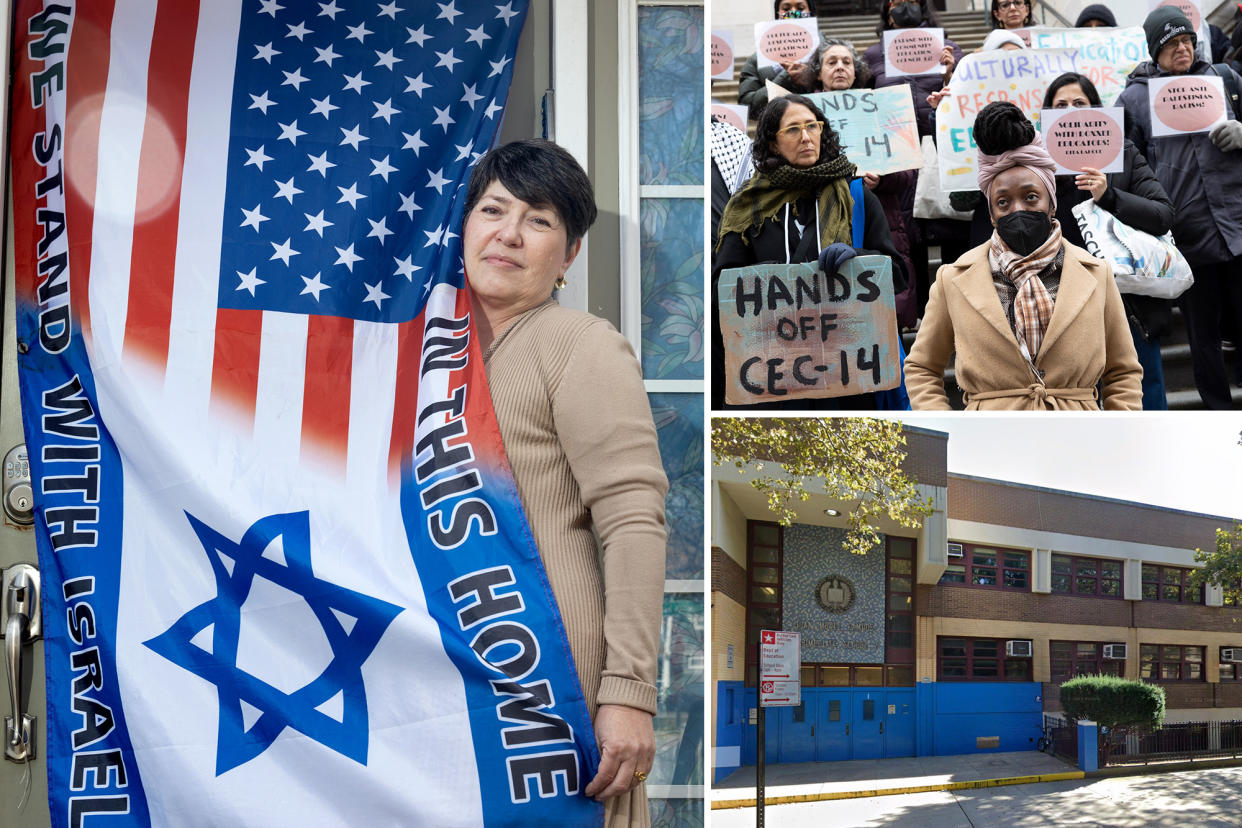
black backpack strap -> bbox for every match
[1215,63,1242,121]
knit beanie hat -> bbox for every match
[1074,4,1117,28]
[1144,6,1196,61]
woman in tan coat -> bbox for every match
[904,102,1142,410]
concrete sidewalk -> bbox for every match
[711,750,1083,809]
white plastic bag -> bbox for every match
[913,135,975,221]
[1072,200,1193,300]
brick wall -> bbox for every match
[949,474,1232,550]
[901,427,947,487]
[710,592,746,749]
[712,546,746,606]
[918,585,1133,627]
[1134,601,1242,633]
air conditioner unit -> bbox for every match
[1005,639,1032,657]
[947,542,964,558]
[1103,644,1127,660]
[1223,648,1242,664]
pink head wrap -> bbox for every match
[976,130,1058,213]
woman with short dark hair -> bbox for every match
[463,138,668,826]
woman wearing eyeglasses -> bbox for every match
[710,94,910,409]
[990,0,1032,30]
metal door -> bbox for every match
[777,697,815,763]
[852,691,885,760]
[816,690,851,761]
[0,202,50,825]
[883,690,916,757]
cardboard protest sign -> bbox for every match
[1040,106,1126,174]
[883,27,944,78]
[1149,74,1227,137]
[717,256,899,405]
[753,18,819,70]
[711,102,749,132]
[711,30,735,80]
[935,31,1147,192]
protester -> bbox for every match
[1074,4,1116,28]
[864,1,962,137]
[711,116,756,244]
[1116,7,1242,409]
[463,139,668,825]
[786,38,872,92]
[904,102,1143,410]
[979,30,1027,52]
[738,0,818,120]
[712,94,910,409]
[967,74,1175,409]
[989,0,1032,30]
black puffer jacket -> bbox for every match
[1116,59,1242,267]
[967,140,1176,339]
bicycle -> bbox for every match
[1036,721,1055,753]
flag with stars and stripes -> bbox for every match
[10,1,604,825]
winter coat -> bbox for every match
[711,182,908,409]
[904,240,1143,410]
[967,139,1176,340]
[1116,59,1242,267]
[862,36,963,137]
[738,54,780,121]
[871,170,918,329]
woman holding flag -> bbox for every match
[463,139,668,826]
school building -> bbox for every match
[711,426,1242,782]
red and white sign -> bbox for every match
[1040,106,1126,175]
[753,18,820,70]
[711,30,735,80]
[760,630,801,707]
[883,27,944,78]
[1148,74,1227,137]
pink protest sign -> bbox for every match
[1149,0,1203,33]
[1040,107,1126,175]
[753,18,819,70]
[717,257,900,405]
[883,27,944,78]
[1149,74,1226,137]
[711,103,749,132]
[711,30,734,80]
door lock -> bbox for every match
[3,445,33,526]
[3,563,40,762]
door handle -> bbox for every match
[845,724,850,736]
[3,564,40,762]
[879,722,884,734]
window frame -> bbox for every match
[936,636,1034,682]
[1050,554,1124,599]
[1049,640,1125,682]
[938,543,1031,593]
[1139,643,1206,682]
[1140,564,1204,604]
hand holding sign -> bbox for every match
[753,18,819,70]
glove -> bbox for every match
[1209,120,1242,152]
[817,242,857,276]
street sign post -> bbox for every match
[757,630,800,827]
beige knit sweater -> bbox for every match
[483,300,669,826]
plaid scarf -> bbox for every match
[988,219,1063,362]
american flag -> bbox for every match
[64,0,526,471]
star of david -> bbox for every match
[144,510,402,775]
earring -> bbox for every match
[555,274,567,290]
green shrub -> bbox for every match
[1059,675,1165,729]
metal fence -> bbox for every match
[1044,714,1078,761]
[1100,720,1242,766]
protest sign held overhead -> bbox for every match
[883,27,944,78]
[717,256,900,405]
[712,30,735,80]
[712,102,750,133]
[1149,74,1228,137]
[767,82,922,176]
[1040,107,1126,175]
[753,18,819,70]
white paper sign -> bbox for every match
[760,629,800,707]
[883,27,944,78]
[753,18,820,71]
[711,29,735,80]
[1148,74,1227,137]
[1039,106,1127,175]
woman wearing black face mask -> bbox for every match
[737,0,819,121]
[904,102,1142,410]
[967,74,1175,409]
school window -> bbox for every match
[1049,641,1125,682]
[937,637,1033,682]
[744,522,782,686]
[1220,648,1242,681]
[938,544,1030,592]
[1139,644,1205,681]
[1051,555,1123,598]
[1140,565,1204,604]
